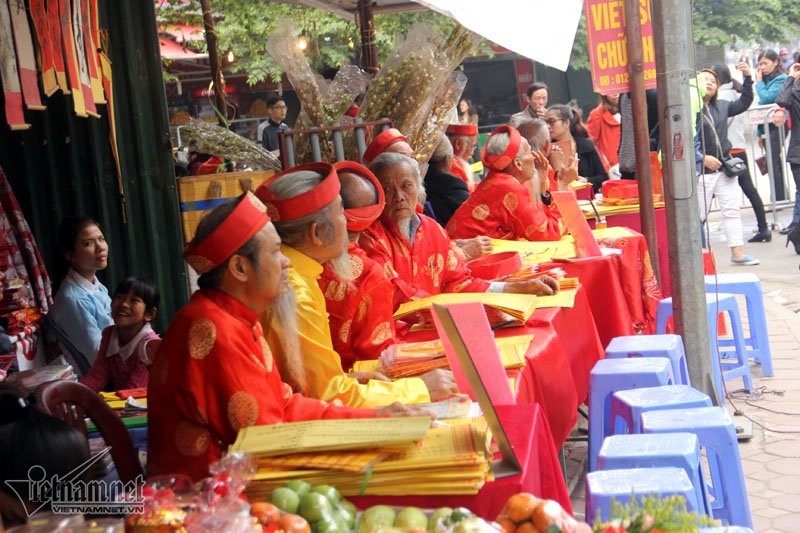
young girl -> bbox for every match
[50,217,112,367]
[80,277,160,392]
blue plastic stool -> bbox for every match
[586,467,701,523]
[641,407,752,528]
[606,334,690,385]
[655,294,754,404]
[705,273,773,376]
[588,358,675,471]
[598,432,711,516]
[610,385,713,435]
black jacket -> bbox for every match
[576,136,609,192]
[694,75,753,173]
[423,165,470,226]
[776,76,800,165]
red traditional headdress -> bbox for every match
[333,160,385,232]
[183,191,270,275]
[255,162,341,221]
[446,123,478,136]
[482,125,522,172]
[363,128,409,164]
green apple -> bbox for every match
[427,507,453,532]
[357,505,396,533]
[395,507,428,530]
[312,516,347,533]
[284,480,312,496]
[269,487,300,514]
[310,484,342,505]
[333,504,355,528]
[299,492,333,523]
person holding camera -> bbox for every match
[695,63,760,266]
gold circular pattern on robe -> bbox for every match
[356,295,372,322]
[446,249,459,271]
[503,193,519,211]
[339,320,352,343]
[228,391,260,432]
[188,319,217,359]
[260,337,274,372]
[174,421,210,457]
[324,280,346,302]
[349,254,364,279]
[370,322,392,345]
[472,204,490,221]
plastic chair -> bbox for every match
[598,432,711,516]
[610,385,713,435]
[704,273,773,376]
[586,467,701,523]
[605,334,690,385]
[641,406,752,528]
[36,380,144,484]
[588,357,675,471]
[655,294,753,404]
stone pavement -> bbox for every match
[564,206,800,531]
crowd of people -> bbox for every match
[5,50,800,526]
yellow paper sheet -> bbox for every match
[534,288,578,308]
[394,292,537,322]
[230,416,431,456]
[489,238,577,264]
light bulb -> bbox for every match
[227,50,234,62]
[298,36,308,50]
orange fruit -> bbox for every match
[505,493,542,523]
[530,500,563,532]
[277,513,311,533]
[251,501,281,525]
[495,515,517,533]
[516,521,539,533]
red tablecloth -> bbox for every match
[349,403,572,518]
[527,287,604,405]
[540,255,633,347]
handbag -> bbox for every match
[703,108,747,177]
[721,156,747,177]
[755,154,768,175]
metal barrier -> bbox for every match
[762,108,791,230]
[278,118,394,168]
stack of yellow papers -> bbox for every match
[394,292,537,329]
[358,334,533,378]
[534,287,578,308]
[241,418,492,499]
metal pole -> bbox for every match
[624,0,660,284]
[651,0,717,403]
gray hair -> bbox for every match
[368,152,427,205]
[429,134,454,164]
[266,170,336,247]
[485,131,527,172]
[516,118,550,152]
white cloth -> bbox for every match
[698,170,745,248]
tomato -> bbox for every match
[251,501,282,526]
[278,513,312,533]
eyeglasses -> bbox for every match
[545,118,562,126]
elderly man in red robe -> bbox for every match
[255,163,455,407]
[360,152,559,309]
[318,161,396,370]
[147,192,422,481]
[446,125,564,242]
[446,122,479,192]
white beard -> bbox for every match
[266,287,305,393]
[395,218,412,243]
[328,251,355,282]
